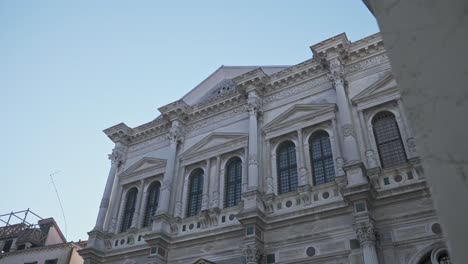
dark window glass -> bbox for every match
[372,111,407,168]
[142,181,161,227]
[2,239,13,252]
[45,260,58,264]
[224,157,242,208]
[276,141,298,194]
[187,169,204,217]
[120,187,138,232]
[309,131,335,185]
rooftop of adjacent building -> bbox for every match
[0,209,85,256]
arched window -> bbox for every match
[277,141,298,194]
[142,181,161,228]
[187,169,204,217]
[224,157,242,208]
[372,111,407,168]
[120,187,138,233]
[309,131,335,185]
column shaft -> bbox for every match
[247,90,259,189]
[94,145,123,231]
[362,242,379,264]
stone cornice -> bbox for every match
[103,32,390,146]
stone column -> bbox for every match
[131,180,144,228]
[211,156,221,208]
[328,57,366,185]
[356,222,379,264]
[328,58,361,163]
[201,158,211,211]
[297,129,308,186]
[358,110,378,169]
[243,243,263,264]
[94,144,124,231]
[331,118,346,177]
[157,120,183,215]
[247,90,260,189]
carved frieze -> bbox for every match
[263,77,329,106]
[356,222,376,244]
[346,53,389,74]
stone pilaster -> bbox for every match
[243,243,263,264]
[94,143,125,231]
[157,120,183,215]
[247,89,260,190]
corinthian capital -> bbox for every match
[247,90,261,117]
[356,221,376,244]
[108,146,124,165]
[167,120,184,144]
[243,243,263,263]
[326,57,346,87]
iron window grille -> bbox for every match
[142,181,161,228]
[276,141,298,194]
[187,169,204,217]
[224,158,242,208]
[120,187,138,233]
[372,111,407,168]
[310,131,335,185]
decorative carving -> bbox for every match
[248,155,258,166]
[346,54,389,74]
[265,177,274,194]
[342,124,356,138]
[263,77,330,105]
[170,221,179,234]
[335,157,345,176]
[188,105,246,132]
[167,120,184,144]
[299,185,311,205]
[174,201,183,218]
[247,94,260,117]
[108,147,124,166]
[263,194,274,214]
[365,150,378,168]
[407,137,417,155]
[327,58,346,86]
[161,180,171,192]
[211,191,220,208]
[243,243,263,263]
[201,194,209,210]
[104,239,112,249]
[356,222,376,244]
[299,167,308,185]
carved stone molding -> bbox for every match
[211,191,220,208]
[201,194,209,210]
[265,177,274,194]
[174,201,183,218]
[248,155,258,166]
[407,137,417,155]
[299,167,308,185]
[335,157,345,176]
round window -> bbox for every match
[306,246,316,257]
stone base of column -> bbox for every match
[151,213,174,235]
[241,190,265,212]
[143,232,170,264]
[78,230,109,262]
[344,161,368,186]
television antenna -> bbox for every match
[49,170,68,240]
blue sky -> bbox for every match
[0,1,378,241]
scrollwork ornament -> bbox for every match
[365,150,378,168]
[299,167,308,185]
[108,147,124,166]
[407,137,417,154]
[248,155,258,166]
[335,157,345,176]
[265,177,274,194]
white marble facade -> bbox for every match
[78,33,448,264]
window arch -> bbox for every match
[142,181,161,228]
[372,111,407,168]
[276,141,298,194]
[186,169,204,217]
[120,187,138,233]
[224,157,242,208]
[309,130,335,185]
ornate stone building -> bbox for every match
[79,33,449,264]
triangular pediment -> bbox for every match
[119,157,167,178]
[181,132,248,158]
[193,259,216,264]
[263,103,336,132]
[352,72,398,103]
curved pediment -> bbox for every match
[263,104,336,135]
[181,132,248,163]
[119,157,167,178]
